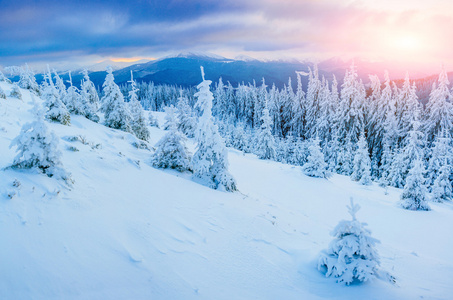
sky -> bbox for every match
[1,0,452,74]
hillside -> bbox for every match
[1,82,452,299]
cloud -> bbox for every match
[1,0,452,70]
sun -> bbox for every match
[392,35,422,52]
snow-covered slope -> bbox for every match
[1,82,452,299]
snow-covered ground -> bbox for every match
[1,82,452,299]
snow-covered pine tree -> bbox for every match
[427,129,452,188]
[351,132,372,185]
[79,69,100,122]
[397,73,421,147]
[255,100,276,160]
[9,83,22,100]
[80,69,100,112]
[42,70,70,125]
[231,123,248,152]
[192,66,237,192]
[423,67,453,145]
[213,77,227,120]
[52,70,67,104]
[400,157,430,211]
[336,63,365,147]
[431,161,452,202]
[0,85,6,99]
[335,137,354,176]
[101,67,132,132]
[318,198,380,284]
[291,71,307,138]
[128,71,150,141]
[176,90,196,138]
[9,100,66,178]
[151,107,191,171]
[305,65,323,139]
[388,118,424,188]
[149,113,159,128]
[0,70,12,83]
[302,135,329,178]
[5,64,40,95]
[163,105,178,131]
[64,71,84,115]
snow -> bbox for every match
[1,81,453,299]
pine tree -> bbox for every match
[9,101,66,178]
[0,70,12,83]
[424,67,453,145]
[53,70,67,104]
[176,91,196,138]
[42,70,70,125]
[151,108,191,171]
[351,132,372,185]
[80,69,100,112]
[0,85,6,99]
[128,71,150,141]
[302,135,329,178]
[163,105,178,131]
[400,157,430,211]
[101,67,132,132]
[318,199,380,285]
[389,119,424,188]
[79,69,100,122]
[427,129,453,187]
[5,64,39,95]
[149,113,159,128]
[192,66,237,192]
[231,123,248,152]
[9,83,22,100]
[431,162,452,202]
[64,71,84,115]
[255,104,276,160]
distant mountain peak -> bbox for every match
[160,51,229,61]
[234,55,259,62]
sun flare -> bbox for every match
[392,35,422,52]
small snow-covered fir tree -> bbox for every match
[42,71,70,125]
[231,123,248,152]
[9,83,22,100]
[400,157,430,211]
[80,69,100,112]
[192,66,237,191]
[151,108,191,171]
[351,132,372,185]
[302,135,329,178]
[9,101,66,178]
[255,104,276,160]
[431,162,452,202]
[0,85,6,99]
[5,64,39,95]
[64,71,84,115]
[177,90,196,137]
[78,70,100,122]
[427,130,452,188]
[149,113,159,127]
[128,71,150,141]
[0,70,11,83]
[318,199,380,285]
[53,70,67,103]
[163,105,178,131]
[101,66,132,132]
